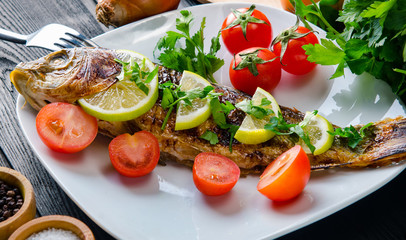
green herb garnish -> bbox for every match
[154,10,224,83]
[265,110,318,154]
[159,83,220,130]
[235,98,274,119]
[328,122,373,148]
[293,0,406,102]
[115,58,158,96]
[200,130,219,144]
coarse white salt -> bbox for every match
[26,228,80,240]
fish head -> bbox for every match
[10,48,121,110]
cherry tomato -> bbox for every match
[221,5,272,54]
[281,0,319,13]
[109,131,160,178]
[193,152,240,196]
[257,145,310,201]
[36,102,98,153]
[281,0,343,13]
[273,26,319,75]
[229,47,281,96]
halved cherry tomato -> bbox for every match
[109,131,160,177]
[221,5,272,54]
[257,145,310,201]
[273,26,319,75]
[36,102,98,153]
[193,152,240,196]
[229,47,281,96]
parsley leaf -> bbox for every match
[264,111,318,154]
[328,122,373,148]
[293,0,406,103]
[235,98,274,119]
[200,130,219,145]
[154,10,224,83]
[114,58,158,96]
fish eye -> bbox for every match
[48,51,69,66]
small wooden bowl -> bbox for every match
[0,167,36,240]
[9,215,95,240]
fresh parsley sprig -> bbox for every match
[328,122,373,149]
[159,83,221,130]
[265,111,318,154]
[293,0,406,102]
[235,98,273,119]
[154,10,224,83]
[115,58,158,95]
[209,98,238,152]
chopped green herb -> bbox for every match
[210,98,239,152]
[200,130,219,145]
[328,122,373,148]
[114,58,158,96]
[236,98,274,119]
[265,111,318,154]
[159,83,220,130]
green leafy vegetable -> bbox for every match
[115,58,158,96]
[265,111,318,154]
[235,98,274,119]
[154,10,224,83]
[200,130,219,144]
[159,83,220,130]
[293,0,406,103]
[328,122,373,148]
[210,98,239,152]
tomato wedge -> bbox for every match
[193,152,240,196]
[108,131,160,177]
[36,102,98,153]
[257,145,310,201]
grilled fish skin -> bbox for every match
[10,48,406,174]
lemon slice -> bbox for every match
[78,50,158,122]
[175,71,212,131]
[234,87,281,144]
[299,111,334,155]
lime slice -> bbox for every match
[234,87,281,144]
[78,50,158,122]
[175,71,212,131]
[299,111,334,155]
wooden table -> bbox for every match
[0,0,405,239]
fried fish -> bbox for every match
[10,48,406,174]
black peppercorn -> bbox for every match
[0,181,24,222]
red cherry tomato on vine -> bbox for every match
[193,152,240,196]
[273,26,319,75]
[229,47,281,96]
[257,145,310,201]
[109,131,160,177]
[36,102,98,153]
[221,5,272,54]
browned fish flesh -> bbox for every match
[10,48,406,174]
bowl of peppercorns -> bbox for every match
[0,166,36,240]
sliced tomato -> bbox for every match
[221,5,272,54]
[257,145,310,201]
[193,152,240,196]
[36,102,98,153]
[229,47,281,96]
[109,131,160,177]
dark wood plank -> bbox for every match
[1,0,405,239]
[0,0,114,238]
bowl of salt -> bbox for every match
[8,215,94,240]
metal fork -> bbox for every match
[0,23,99,51]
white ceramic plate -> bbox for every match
[16,3,406,240]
